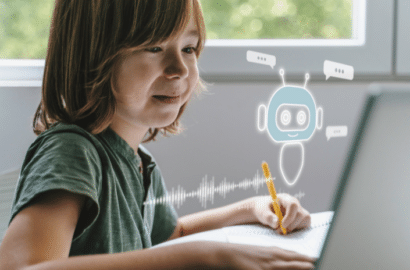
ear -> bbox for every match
[316,107,323,130]
[257,104,267,131]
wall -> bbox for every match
[143,81,369,216]
[0,80,373,241]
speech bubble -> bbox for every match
[324,60,354,81]
[326,126,348,141]
[247,50,276,69]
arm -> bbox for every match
[0,191,314,270]
[168,194,311,240]
[0,190,211,270]
[168,196,257,240]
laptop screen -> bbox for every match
[317,87,410,269]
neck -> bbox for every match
[108,115,149,155]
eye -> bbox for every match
[183,46,197,54]
[297,111,306,125]
[146,47,162,53]
[281,110,291,126]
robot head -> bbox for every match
[258,70,323,142]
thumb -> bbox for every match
[267,213,279,229]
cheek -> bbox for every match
[189,64,200,87]
[115,54,159,90]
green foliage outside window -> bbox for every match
[0,0,352,59]
[202,0,352,40]
[0,0,53,59]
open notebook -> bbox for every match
[153,211,333,258]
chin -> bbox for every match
[152,115,178,129]
[150,103,185,129]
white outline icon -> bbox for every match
[324,60,354,80]
[326,126,348,141]
[247,50,276,69]
[279,142,304,186]
[276,104,310,132]
[257,69,324,186]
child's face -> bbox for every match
[112,12,199,131]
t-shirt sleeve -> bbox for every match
[9,131,101,238]
[150,171,179,246]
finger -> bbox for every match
[276,227,286,235]
[264,213,279,229]
[295,213,311,231]
[288,211,312,233]
[287,212,302,232]
[282,201,298,229]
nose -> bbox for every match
[163,51,189,80]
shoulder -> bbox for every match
[27,123,102,160]
[11,123,103,227]
[20,122,104,179]
[19,123,104,190]
[36,123,100,147]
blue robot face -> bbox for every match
[267,85,317,142]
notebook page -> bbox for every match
[224,211,333,258]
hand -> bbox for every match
[215,242,315,270]
[250,194,311,234]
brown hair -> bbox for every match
[33,0,207,142]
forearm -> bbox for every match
[22,242,216,270]
[179,197,258,236]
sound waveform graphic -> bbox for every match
[294,190,305,200]
[144,170,268,209]
[278,189,306,201]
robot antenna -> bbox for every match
[279,69,286,86]
[304,73,310,88]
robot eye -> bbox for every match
[297,111,306,125]
[281,110,291,126]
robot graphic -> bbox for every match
[258,69,323,186]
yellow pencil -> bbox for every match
[261,161,287,235]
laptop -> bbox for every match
[316,84,410,269]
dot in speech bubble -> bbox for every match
[326,126,348,141]
[323,60,354,81]
[246,50,276,69]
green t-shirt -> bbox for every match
[9,123,178,255]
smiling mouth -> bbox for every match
[153,95,180,104]
[288,133,299,137]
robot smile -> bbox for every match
[288,133,299,138]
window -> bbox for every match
[198,0,394,79]
[0,0,53,59]
[0,0,397,85]
[202,0,364,47]
[0,0,361,60]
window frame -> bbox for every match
[0,0,398,86]
[207,0,366,47]
[396,0,410,75]
[198,0,394,80]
